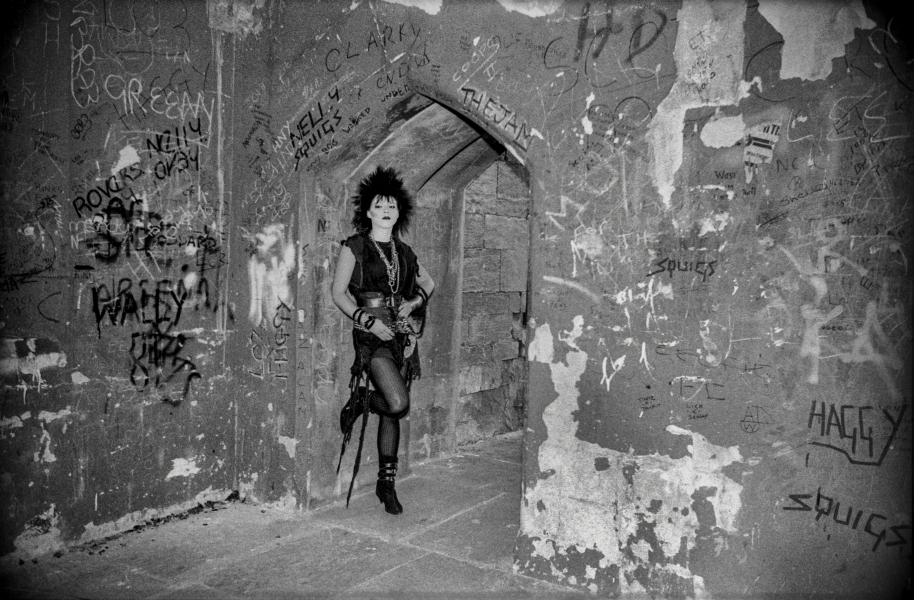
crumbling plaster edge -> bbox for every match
[8,487,237,561]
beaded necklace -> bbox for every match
[369,233,400,294]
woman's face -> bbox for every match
[366,195,399,231]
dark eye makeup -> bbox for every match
[372,197,398,210]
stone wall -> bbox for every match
[458,159,530,444]
[1,2,911,597]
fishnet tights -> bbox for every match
[368,350,409,460]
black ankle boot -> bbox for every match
[340,387,367,435]
[375,459,403,515]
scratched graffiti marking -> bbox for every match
[740,405,775,433]
[777,215,905,398]
[289,88,341,170]
[459,86,537,151]
[248,299,292,380]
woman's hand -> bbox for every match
[396,297,421,320]
[368,319,395,341]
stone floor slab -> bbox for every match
[149,584,250,600]
[202,526,425,597]
[0,433,575,600]
[458,431,524,464]
[406,487,520,570]
[343,551,529,597]
[1,553,147,598]
[94,503,305,580]
[344,551,590,599]
[312,475,504,543]
[48,563,167,599]
[0,589,75,600]
[410,450,521,492]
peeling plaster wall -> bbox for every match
[647,0,747,208]
[1,1,911,597]
[523,318,745,596]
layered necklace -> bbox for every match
[369,233,400,294]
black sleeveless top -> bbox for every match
[342,232,423,381]
[343,233,419,300]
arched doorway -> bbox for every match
[296,97,532,506]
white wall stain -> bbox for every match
[647,0,746,207]
[700,114,746,148]
[110,144,140,176]
[758,0,875,82]
[34,427,57,464]
[697,212,731,237]
[777,219,880,386]
[71,371,90,384]
[614,287,633,305]
[542,275,601,303]
[239,471,260,500]
[0,411,30,436]
[581,114,593,135]
[581,92,597,136]
[665,425,743,530]
[528,322,554,364]
[165,457,201,480]
[381,0,443,15]
[13,504,64,558]
[494,0,562,17]
[523,319,744,593]
[779,244,841,383]
[207,0,267,37]
[571,229,606,277]
[38,408,72,424]
[558,315,585,351]
[697,320,721,366]
[248,224,296,326]
[0,338,67,392]
[78,488,231,553]
[839,301,904,400]
[277,435,299,459]
[421,432,432,459]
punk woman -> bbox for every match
[331,166,435,515]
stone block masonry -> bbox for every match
[484,215,529,250]
[463,248,502,292]
[456,158,531,446]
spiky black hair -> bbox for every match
[351,166,413,237]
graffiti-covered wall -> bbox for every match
[1,1,911,597]
[0,0,240,555]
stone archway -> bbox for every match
[295,97,532,506]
